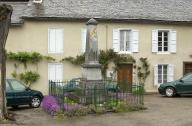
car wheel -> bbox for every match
[30,96,41,108]
[165,87,175,97]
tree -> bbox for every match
[0,4,12,120]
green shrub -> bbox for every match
[19,71,40,87]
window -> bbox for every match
[113,29,139,53]
[152,29,176,53]
[120,30,131,52]
[154,64,174,86]
[48,63,63,81]
[158,31,169,52]
[183,62,192,75]
[48,28,64,53]
[158,65,168,84]
[182,74,192,81]
[6,81,11,92]
[9,80,26,91]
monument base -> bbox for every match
[82,63,102,80]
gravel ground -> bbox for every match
[2,94,192,126]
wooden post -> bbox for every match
[0,4,12,120]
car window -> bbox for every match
[182,74,192,81]
[9,80,26,91]
[6,81,11,92]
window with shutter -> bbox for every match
[158,31,169,52]
[48,63,63,81]
[120,30,131,52]
[113,29,139,53]
[152,29,176,54]
[155,64,174,86]
[48,28,64,53]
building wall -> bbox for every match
[6,21,192,94]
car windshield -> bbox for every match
[181,74,192,81]
[8,79,26,91]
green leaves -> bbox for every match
[61,54,85,65]
[137,58,150,84]
[7,51,55,87]
[19,71,40,86]
[7,51,55,67]
[62,49,136,79]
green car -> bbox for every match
[6,79,43,108]
[158,73,192,97]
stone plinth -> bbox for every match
[82,63,102,80]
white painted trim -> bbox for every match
[48,63,64,81]
[118,51,132,54]
[156,52,171,55]
[48,28,64,54]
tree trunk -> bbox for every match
[0,4,12,120]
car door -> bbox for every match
[6,80,15,106]
[176,74,192,94]
[8,79,31,105]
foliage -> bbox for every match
[11,71,17,78]
[7,51,55,86]
[61,54,85,65]
[104,100,121,110]
[137,58,150,85]
[43,56,56,61]
[62,92,90,117]
[62,49,136,78]
[42,96,61,116]
[19,71,40,87]
[132,86,145,95]
[63,106,90,117]
[7,52,43,68]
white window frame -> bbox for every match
[48,28,64,54]
[157,30,170,54]
[48,63,63,81]
[113,28,139,54]
[154,64,174,86]
[119,29,132,54]
[157,64,168,84]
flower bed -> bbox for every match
[42,96,61,116]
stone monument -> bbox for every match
[82,18,102,80]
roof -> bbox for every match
[1,0,192,25]
[0,2,27,25]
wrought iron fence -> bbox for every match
[49,79,144,112]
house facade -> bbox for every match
[1,0,192,95]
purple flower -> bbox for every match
[64,92,69,97]
[42,96,61,115]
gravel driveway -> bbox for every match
[2,94,192,126]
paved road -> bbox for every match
[2,94,192,126]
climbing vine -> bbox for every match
[61,49,136,78]
[136,58,150,85]
[6,51,55,87]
